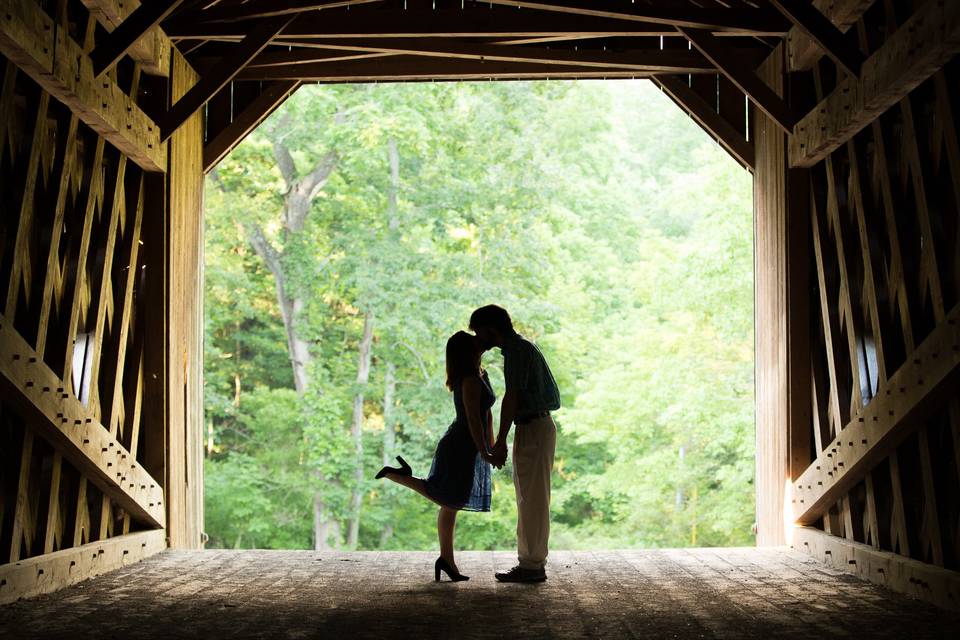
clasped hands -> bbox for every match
[484,440,508,469]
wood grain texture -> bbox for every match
[753,45,789,546]
[0,0,165,171]
[790,0,960,167]
[164,50,205,549]
[0,529,166,604]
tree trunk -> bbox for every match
[313,489,329,551]
[383,361,396,466]
[246,224,311,395]
[347,311,375,548]
[247,135,341,550]
[379,360,397,547]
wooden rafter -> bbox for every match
[177,0,382,23]
[236,56,653,82]
[241,40,718,73]
[788,0,873,71]
[204,80,300,172]
[769,0,864,76]
[792,303,960,525]
[81,0,172,76]
[0,317,166,529]
[471,0,790,35]
[91,0,186,77]
[159,15,295,141]
[651,74,754,171]
[678,26,796,135]
[791,0,960,168]
[165,9,778,40]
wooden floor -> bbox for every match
[1,548,956,639]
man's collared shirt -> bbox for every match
[501,332,561,418]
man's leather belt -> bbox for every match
[516,411,550,425]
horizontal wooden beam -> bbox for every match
[792,304,960,525]
[236,55,654,82]
[166,9,779,40]
[179,0,381,23]
[90,0,185,77]
[472,0,790,34]
[652,74,754,172]
[794,526,960,611]
[0,316,167,529]
[0,529,165,604]
[0,0,166,171]
[791,0,960,168]
[678,26,797,134]
[245,40,717,73]
[787,0,873,71]
[160,15,293,141]
[243,50,392,68]
[80,0,172,76]
[203,80,300,172]
[770,0,864,76]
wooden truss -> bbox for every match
[782,0,960,610]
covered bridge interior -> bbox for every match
[1,0,959,636]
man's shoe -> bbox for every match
[494,566,547,583]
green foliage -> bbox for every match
[203,79,754,551]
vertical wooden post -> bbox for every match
[787,166,810,483]
[165,49,205,549]
[753,44,790,546]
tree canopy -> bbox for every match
[203,79,755,551]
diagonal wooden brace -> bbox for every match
[792,304,960,525]
[0,316,166,529]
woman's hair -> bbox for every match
[445,330,480,391]
[469,304,514,334]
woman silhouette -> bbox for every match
[375,331,496,582]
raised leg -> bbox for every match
[383,473,447,507]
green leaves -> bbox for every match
[204,79,754,551]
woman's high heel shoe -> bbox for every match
[435,556,469,582]
[375,455,413,480]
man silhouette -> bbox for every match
[470,305,560,583]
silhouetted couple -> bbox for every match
[375,305,560,583]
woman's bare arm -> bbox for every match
[461,377,492,457]
[486,408,495,449]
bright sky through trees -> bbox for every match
[202,79,754,551]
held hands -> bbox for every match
[489,440,508,469]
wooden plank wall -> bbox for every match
[0,0,205,602]
[166,49,205,549]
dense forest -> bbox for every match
[202,79,755,551]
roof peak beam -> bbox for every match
[769,0,864,77]
[159,15,295,141]
[678,26,797,135]
[470,0,790,33]
[91,0,187,77]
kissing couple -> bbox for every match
[375,304,560,583]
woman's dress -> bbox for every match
[424,372,495,512]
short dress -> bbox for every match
[424,372,495,512]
